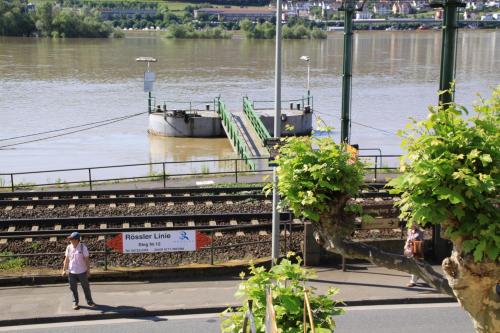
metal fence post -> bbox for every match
[374,156,378,181]
[104,234,108,271]
[235,159,238,183]
[88,169,92,191]
[163,163,166,188]
[10,174,14,192]
[210,230,215,265]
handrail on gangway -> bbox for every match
[217,99,256,170]
[243,97,272,146]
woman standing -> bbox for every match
[404,223,424,287]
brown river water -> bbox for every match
[0,30,498,183]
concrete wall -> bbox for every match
[260,110,313,136]
[148,112,225,137]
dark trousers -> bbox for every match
[68,272,93,305]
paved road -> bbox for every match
[0,303,474,333]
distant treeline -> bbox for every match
[241,18,327,39]
[56,0,269,9]
[0,1,115,37]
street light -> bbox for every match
[300,55,310,105]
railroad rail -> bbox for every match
[0,212,293,238]
[0,184,393,206]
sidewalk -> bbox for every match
[0,263,455,327]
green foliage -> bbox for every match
[283,23,310,39]
[1,1,113,37]
[166,23,231,38]
[241,21,275,39]
[0,0,36,36]
[270,132,365,222]
[0,252,27,270]
[311,27,327,39]
[221,255,344,332]
[30,242,42,250]
[389,86,500,262]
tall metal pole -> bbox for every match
[432,0,464,262]
[436,0,463,106]
[340,3,355,144]
[307,61,310,105]
[272,0,283,263]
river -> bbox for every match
[0,30,498,183]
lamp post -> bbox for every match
[271,0,283,264]
[300,55,310,106]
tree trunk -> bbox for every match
[312,199,500,332]
[442,251,500,333]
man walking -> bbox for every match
[62,232,96,310]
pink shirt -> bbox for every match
[65,243,89,274]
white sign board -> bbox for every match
[107,230,205,254]
[144,71,155,92]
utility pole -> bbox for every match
[339,0,365,144]
[271,0,283,263]
[431,0,465,261]
[432,0,465,105]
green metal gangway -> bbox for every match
[217,99,256,170]
[242,97,271,146]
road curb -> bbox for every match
[0,297,457,327]
[0,261,274,287]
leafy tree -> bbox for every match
[389,86,499,332]
[272,87,499,332]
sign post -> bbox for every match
[107,230,212,254]
[136,57,157,113]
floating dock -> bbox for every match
[147,96,314,169]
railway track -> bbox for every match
[0,184,403,269]
[0,184,399,242]
[0,212,293,238]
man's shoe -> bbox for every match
[407,283,416,287]
[87,302,97,307]
[73,304,80,310]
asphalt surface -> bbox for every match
[0,263,455,327]
[0,304,474,333]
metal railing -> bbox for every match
[151,98,219,114]
[0,222,300,270]
[243,97,271,145]
[0,155,401,192]
[217,99,256,170]
[250,96,314,112]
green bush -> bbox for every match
[0,252,27,270]
[221,254,344,332]
[269,130,365,222]
[166,23,231,39]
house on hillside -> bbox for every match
[100,9,157,20]
[194,7,275,21]
[373,3,392,15]
[392,1,412,15]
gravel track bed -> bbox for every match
[0,232,303,268]
[0,201,272,220]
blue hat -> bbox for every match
[67,232,80,240]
